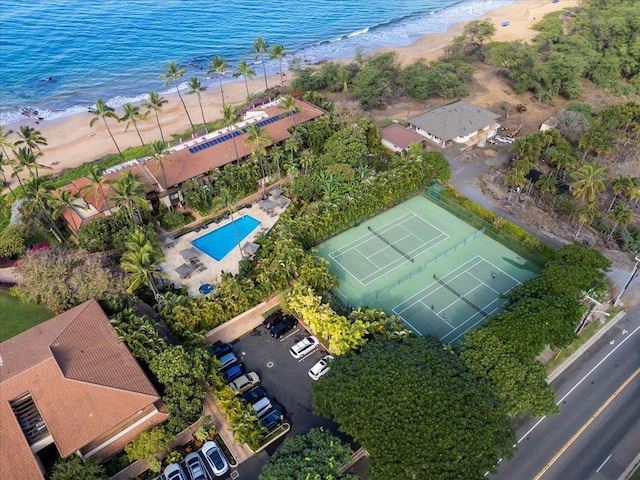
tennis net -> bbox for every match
[433,273,489,317]
[368,226,414,262]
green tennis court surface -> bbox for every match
[315,195,541,342]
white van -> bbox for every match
[250,397,273,419]
[290,336,320,359]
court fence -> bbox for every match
[425,186,547,267]
[359,228,486,306]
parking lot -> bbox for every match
[230,320,342,442]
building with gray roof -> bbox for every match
[408,100,500,147]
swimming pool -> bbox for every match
[192,215,261,261]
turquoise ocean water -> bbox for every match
[0,0,513,125]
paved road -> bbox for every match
[490,305,640,480]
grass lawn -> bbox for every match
[0,290,54,342]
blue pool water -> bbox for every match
[192,215,261,261]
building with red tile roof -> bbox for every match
[381,124,426,153]
[58,98,325,232]
[0,300,167,480]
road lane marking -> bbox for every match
[533,366,640,480]
[596,453,612,473]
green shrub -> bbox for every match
[0,224,26,258]
[158,206,194,231]
[125,426,172,463]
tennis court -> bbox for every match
[314,195,541,342]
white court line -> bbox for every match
[596,454,612,473]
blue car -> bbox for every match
[208,341,232,358]
[223,364,246,382]
[261,408,284,432]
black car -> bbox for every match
[270,315,298,339]
[261,407,285,432]
[240,385,268,403]
[262,310,284,329]
[208,341,232,358]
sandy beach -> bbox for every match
[2,0,578,190]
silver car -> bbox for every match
[184,452,207,480]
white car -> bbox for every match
[184,452,207,480]
[290,336,320,359]
[308,355,334,380]
[495,135,514,144]
[200,440,229,477]
[164,463,186,480]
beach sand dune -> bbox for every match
[1,0,577,192]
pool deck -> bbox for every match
[159,197,290,297]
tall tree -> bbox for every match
[233,60,256,100]
[0,152,15,194]
[607,202,632,241]
[608,174,634,210]
[312,336,515,480]
[121,229,166,298]
[14,146,50,180]
[252,36,270,90]
[221,105,241,163]
[160,61,195,132]
[142,91,168,142]
[279,94,298,127]
[15,125,47,151]
[48,188,84,233]
[148,140,172,191]
[19,175,64,241]
[89,98,124,160]
[186,77,208,133]
[109,171,150,223]
[83,164,113,215]
[570,164,606,202]
[245,125,272,195]
[217,188,244,257]
[207,55,229,107]
[574,201,599,240]
[0,126,15,158]
[269,44,287,87]
[121,103,148,147]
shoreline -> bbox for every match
[2,0,577,190]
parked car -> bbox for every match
[290,336,320,359]
[164,463,186,480]
[200,440,229,477]
[208,341,232,358]
[223,363,246,382]
[308,355,335,380]
[240,385,268,403]
[261,407,285,432]
[270,315,298,339]
[229,372,260,394]
[217,352,238,371]
[495,135,514,144]
[262,310,284,329]
[184,452,207,480]
[250,397,274,419]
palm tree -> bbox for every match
[15,125,47,151]
[607,202,633,241]
[83,164,113,215]
[569,164,606,202]
[574,202,599,240]
[142,91,168,142]
[218,188,244,257]
[0,126,15,157]
[109,171,150,223]
[221,105,241,163]
[252,36,270,90]
[338,65,350,95]
[608,174,634,211]
[207,55,229,107]
[121,232,166,298]
[279,94,298,127]
[269,44,287,87]
[233,60,256,100]
[89,98,124,160]
[186,77,208,132]
[121,103,148,147]
[535,173,558,202]
[14,146,50,180]
[19,175,64,242]
[48,188,84,233]
[0,152,16,194]
[160,61,195,132]
[147,140,172,190]
[245,125,272,195]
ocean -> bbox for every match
[0,0,514,125]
